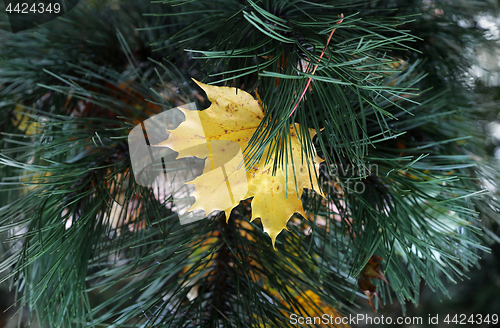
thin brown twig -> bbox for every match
[289,14,344,117]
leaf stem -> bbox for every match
[289,14,344,117]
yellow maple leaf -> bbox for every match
[160,79,324,248]
[279,290,349,328]
[11,104,41,135]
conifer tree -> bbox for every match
[0,1,499,327]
